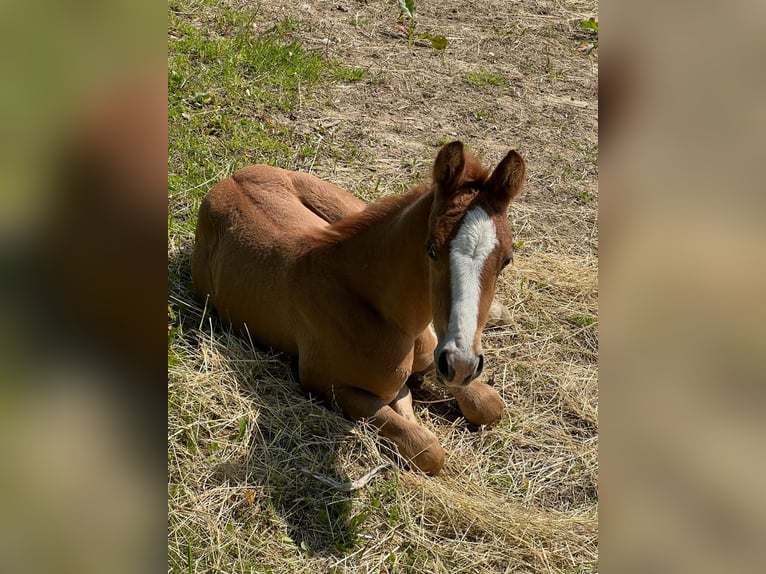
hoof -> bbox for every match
[450,381,504,426]
[400,427,446,475]
[411,442,446,475]
[486,299,512,326]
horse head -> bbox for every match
[425,141,526,387]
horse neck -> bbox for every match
[314,189,434,338]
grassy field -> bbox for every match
[168,0,598,572]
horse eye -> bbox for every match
[426,242,438,260]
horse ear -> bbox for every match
[432,141,466,197]
[486,149,526,207]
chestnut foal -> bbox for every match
[192,141,525,474]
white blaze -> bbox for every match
[443,206,497,360]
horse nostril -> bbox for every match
[437,350,450,379]
[475,354,484,377]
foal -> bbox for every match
[192,141,526,474]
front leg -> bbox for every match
[407,326,437,389]
[390,383,416,422]
[329,386,445,475]
[412,325,437,373]
[448,380,505,426]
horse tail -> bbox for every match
[191,196,217,304]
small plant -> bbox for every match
[396,0,448,51]
[544,56,564,80]
[473,108,494,121]
[465,70,507,89]
[577,189,593,204]
[578,17,598,54]
[570,313,596,328]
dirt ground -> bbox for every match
[169,0,598,572]
[247,0,597,252]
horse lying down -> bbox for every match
[192,141,526,474]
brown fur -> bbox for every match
[192,142,526,474]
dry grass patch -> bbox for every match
[169,295,597,572]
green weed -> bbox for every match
[578,17,598,55]
[396,0,449,51]
[545,56,564,80]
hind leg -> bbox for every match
[329,386,445,475]
[288,172,364,223]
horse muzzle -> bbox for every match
[435,348,484,387]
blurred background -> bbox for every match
[601,0,766,572]
[0,0,764,572]
[0,1,165,573]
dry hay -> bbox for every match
[168,294,597,572]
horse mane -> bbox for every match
[316,152,490,245]
[315,185,429,245]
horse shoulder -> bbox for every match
[292,279,416,400]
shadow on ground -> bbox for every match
[169,245,372,557]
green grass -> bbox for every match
[331,64,367,82]
[465,70,507,89]
[473,108,494,121]
[168,0,364,241]
[570,313,596,328]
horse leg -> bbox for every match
[390,384,416,422]
[407,326,437,389]
[329,386,445,475]
[447,380,505,426]
[486,298,512,326]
